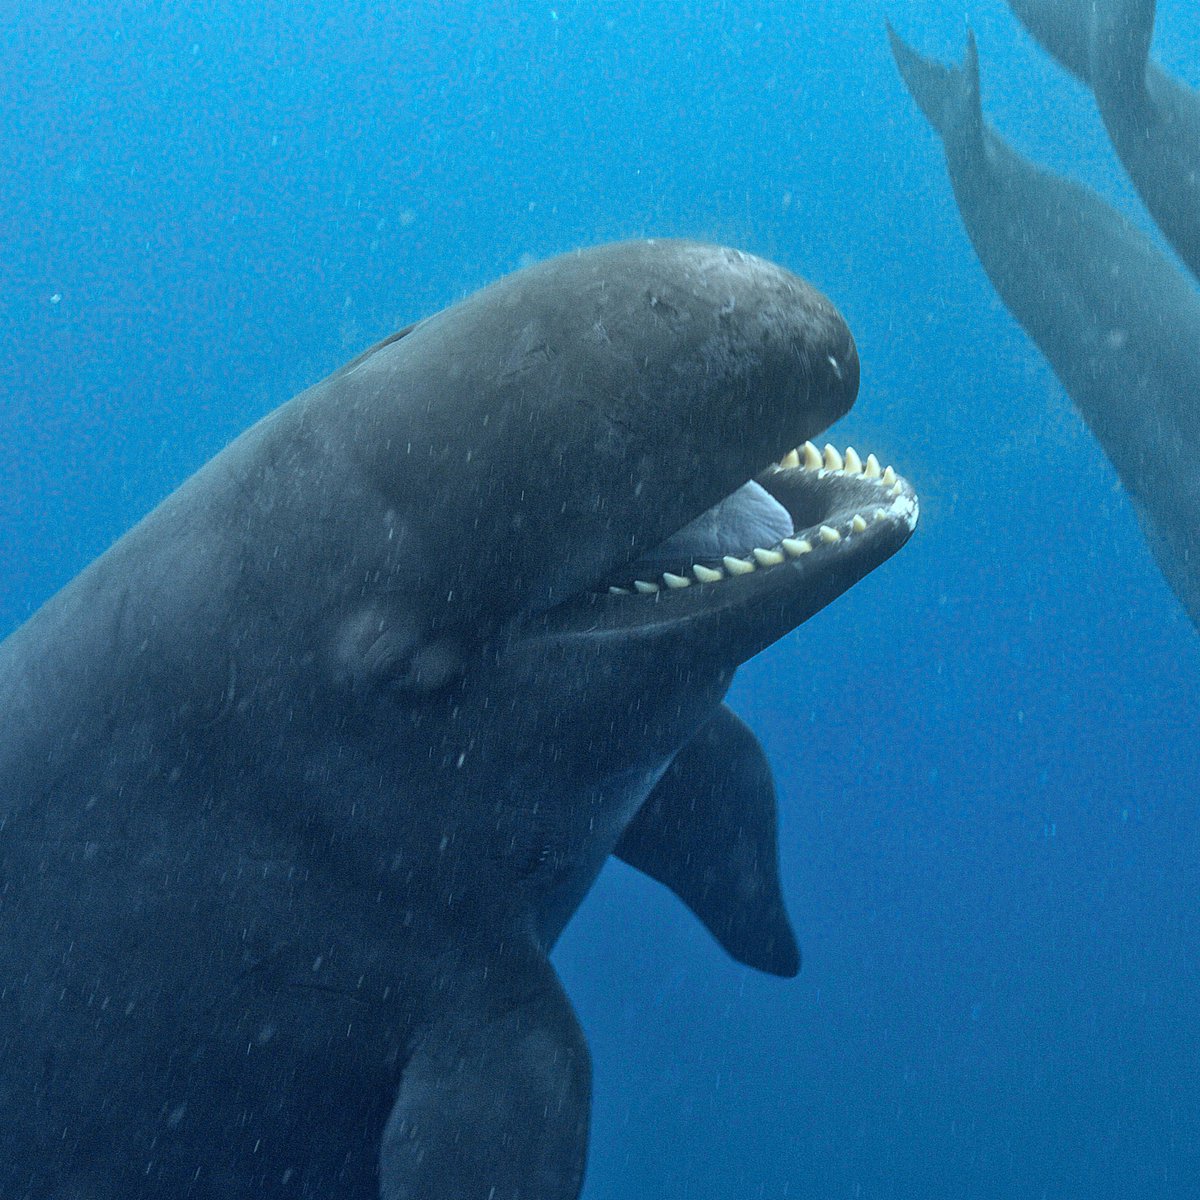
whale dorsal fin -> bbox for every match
[615,704,800,977]
[335,319,422,378]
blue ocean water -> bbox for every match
[2,1,1198,1196]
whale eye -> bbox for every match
[334,607,421,690]
[335,608,468,696]
[392,639,464,693]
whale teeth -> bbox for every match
[605,444,913,598]
[723,555,756,576]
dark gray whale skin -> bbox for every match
[889,28,1200,628]
[0,240,916,1199]
[1007,0,1200,282]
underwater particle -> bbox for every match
[49,293,61,305]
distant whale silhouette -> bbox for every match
[888,21,1200,629]
[1007,0,1200,282]
[0,240,917,1198]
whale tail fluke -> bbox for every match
[887,24,986,170]
[886,22,949,132]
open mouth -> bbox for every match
[603,441,919,597]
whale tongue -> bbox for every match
[636,481,793,568]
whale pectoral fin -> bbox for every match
[380,944,591,1200]
[615,704,800,978]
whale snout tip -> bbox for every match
[703,245,860,410]
[600,238,862,450]
[737,253,859,431]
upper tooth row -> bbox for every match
[779,442,897,485]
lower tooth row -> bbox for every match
[610,509,898,595]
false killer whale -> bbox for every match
[0,239,918,1199]
[1006,0,1200,282]
[888,27,1200,629]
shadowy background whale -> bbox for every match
[889,20,1200,627]
[3,2,1199,1197]
[1007,0,1200,279]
